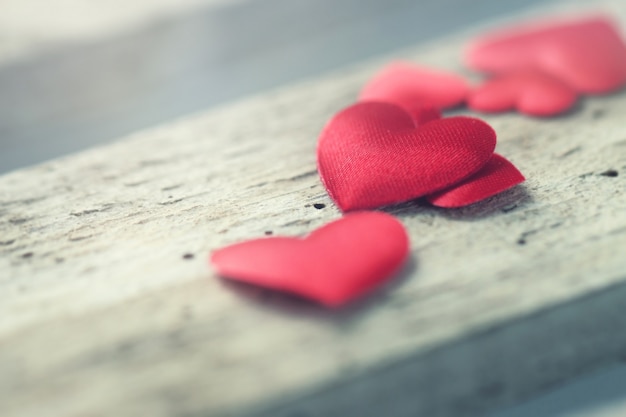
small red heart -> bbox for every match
[210,212,409,307]
[426,153,525,208]
[317,102,496,211]
[465,15,626,94]
[359,62,469,119]
[468,71,578,116]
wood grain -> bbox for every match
[1,1,626,416]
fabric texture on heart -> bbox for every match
[465,15,626,94]
[411,105,442,125]
[426,153,525,208]
[468,71,578,116]
[359,62,469,119]
[210,211,410,307]
[317,102,497,211]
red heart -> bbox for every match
[359,62,469,119]
[468,71,578,116]
[210,212,409,307]
[412,104,442,125]
[465,16,626,94]
[317,102,496,211]
[426,153,525,208]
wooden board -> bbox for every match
[1,0,626,416]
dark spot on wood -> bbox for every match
[182,253,195,260]
[55,258,65,263]
[264,230,273,235]
[162,184,182,191]
[71,209,99,216]
[124,180,149,187]
[599,169,618,177]
[248,181,268,189]
[501,204,517,213]
[313,203,326,209]
[70,206,113,216]
[558,146,581,159]
[21,252,34,259]
[517,227,543,246]
[159,198,184,205]
[69,234,93,242]
[0,239,15,246]
[287,170,318,181]
[592,108,606,119]
[9,218,30,225]
[578,172,593,179]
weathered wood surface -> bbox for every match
[1,0,626,416]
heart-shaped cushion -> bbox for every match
[317,102,496,211]
[359,62,469,119]
[211,212,409,307]
[468,71,577,116]
[465,16,626,94]
[426,153,525,207]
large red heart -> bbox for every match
[317,102,496,211]
[411,104,442,125]
[468,71,578,116]
[359,62,469,119]
[210,212,409,307]
[465,16,626,94]
[426,153,525,208]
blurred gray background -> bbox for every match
[0,0,550,173]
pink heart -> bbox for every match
[468,71,578,116]
[359,62,469,119]
[427,153,525,208]
[211,212,409,307]
[465,15,626,94]
[317,102,496,211]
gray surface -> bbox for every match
[493,364,626,417]
[0,0,546,173]
[1,0,626,413]
[2,0,626,415]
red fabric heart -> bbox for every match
[412,105,442,125]
[359,62,469,119]
[468,71,577,116]
[210,212,409,307]
[465,16,626,94]
[317,102,496,211]
[426,153,525,208]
